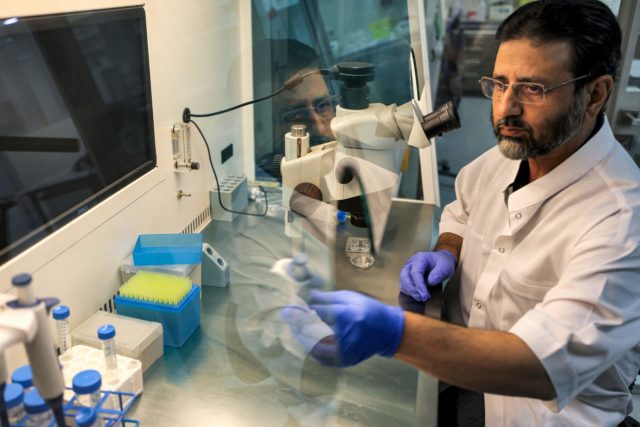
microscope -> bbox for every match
[0,274,67,426]
[278,62,461,254]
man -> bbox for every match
[302,1,640,425]
[277,65,336,147]
[253,38,336,180]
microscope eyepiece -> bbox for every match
[421,101,461,139]
[332,62,375,110]
[334,62,375,87]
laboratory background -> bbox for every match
[0,0,638,426]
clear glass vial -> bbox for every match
[52,305,72,359]
[23,389,53,427]
[72,370,102,408]
[4,382,25,426]
[11,365,33,393]
[75,407,103,427]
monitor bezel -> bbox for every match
[0,6,158,264]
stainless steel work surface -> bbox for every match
[128,198,439,426]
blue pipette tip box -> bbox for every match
[115,285,200,347]
[132,233,203,266]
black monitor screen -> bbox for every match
[0,6,156,264]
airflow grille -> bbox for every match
[182,206,212,234]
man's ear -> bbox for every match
[585,75,614,118]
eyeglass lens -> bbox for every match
[283,96,336,123]
[480,79,546,104]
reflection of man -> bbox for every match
[254,39,336,179]
[435,7,463,109]
[278,71,336,147]
[225,213,339,399]
[288,1,640,426]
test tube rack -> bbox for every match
[60,345,144,403]
[64,388,140,426]
[210,175,248,222]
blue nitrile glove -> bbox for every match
[399,250,456,302]
[279,304,335,358]
[304,290,405,367]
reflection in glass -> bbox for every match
[0,7,156,264]
[280,95,339,145]
[251,0,414,194]
[216,179,419,425]
[627,35,640,93]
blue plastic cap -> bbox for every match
[24,389,48,414]
[336,210,348,223]
[72,369,102,394]
[3,383,24,409]
[97,323,115,340]
[52,305,70,320]
[292,253,308,265]
[11,365,33,388]
[75,407,98,426]
[11,273,32,287]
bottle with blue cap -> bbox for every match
[11,365,33,393]
[72,369,102,408]
[97,324,118,379]
[52,305,72,360]
[285,253,324,289]
[75,407,103,427]
[4,382,25,426]
[23,388,53,427]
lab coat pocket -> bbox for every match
[501,269,555,302]
[498,270,556,330]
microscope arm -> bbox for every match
[330,99,459,152]
[331,102,412,151]
[391,101,415,142]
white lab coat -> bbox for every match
[440,117,640,426]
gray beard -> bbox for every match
[495,90,588,160]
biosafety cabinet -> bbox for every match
[1,1,638,426]
[0,1,445,425]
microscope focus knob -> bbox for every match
[293,183,322,202]
[289,182,323,216]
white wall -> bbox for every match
[0,0,253,369]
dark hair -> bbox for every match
[253,38,321,88]
[496,0,621,88]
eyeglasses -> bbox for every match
[478,75,590,104]
[281,95,337,126]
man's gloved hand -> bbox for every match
[299,290,405,367]
[279,304,335,358]
[399,250,456,302]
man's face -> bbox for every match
[280,72,336,145]
[490,39,588,160]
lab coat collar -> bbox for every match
[505,116,615,213]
